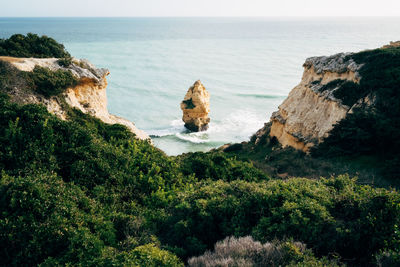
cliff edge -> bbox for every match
[0,56,150,140]
[223,42,400,182]
[262,53,363,151]
[253,41,400,153]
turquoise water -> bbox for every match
[1,17,400,155]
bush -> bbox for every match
[0,33,71,58]
[153,176,400,265]
[182,98,195,109]
[0,173,114,266]
[188,236,339,267]
[57,57,73,67]
[130,244,183,267]
[177,152,268,182]
[376,250,400,267]
[28,66,78,97]
[333,81,364,107]
[318,79,362,107]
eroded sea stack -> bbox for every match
[0,56,150,140]
[180,80,210,132]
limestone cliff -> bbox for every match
[181,80,210,132]
[382,41,400,49]
[0,56,149,140]
[255,52,366,152]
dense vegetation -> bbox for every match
[318,79,361,107]
[314,46,400,179]
[0,33,71,58]
[1,35,400,266]
[153,176,400,265]
[0,93,399,266]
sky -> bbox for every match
[1,0,400,17]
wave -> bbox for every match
[150,109,266,146]
[207,110,265,137]
[175,132,210,144]
[148,119,185,137]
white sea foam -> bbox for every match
[148,119,186,137]
[175,132,210,144]
[205,109,266,141]
[152,109,265,146]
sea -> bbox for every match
[1,17,400,155]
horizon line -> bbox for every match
[1,15,400,18]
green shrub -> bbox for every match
[57,56,73,67]
[177,151,268,182]
[0,33,71,58]
[83,244,184,267]
[333,81,364,106]
[153,176,400,265]
[130,244,183,267]
[182,98,195,109]
[0,172,114,266]
[318,79,345,92]
[28,66,78,97]
[318,79,362,107]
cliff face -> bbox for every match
[259,53,365,152]
[0,56,149,140]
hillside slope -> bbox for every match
[1,34,400,267]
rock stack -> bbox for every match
[180,80,210,132]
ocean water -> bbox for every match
[1,17,400,155]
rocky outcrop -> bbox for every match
[0,56,150,140]
[382,41,400,49]
[180,80,210,132]
[260,53,365,152]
